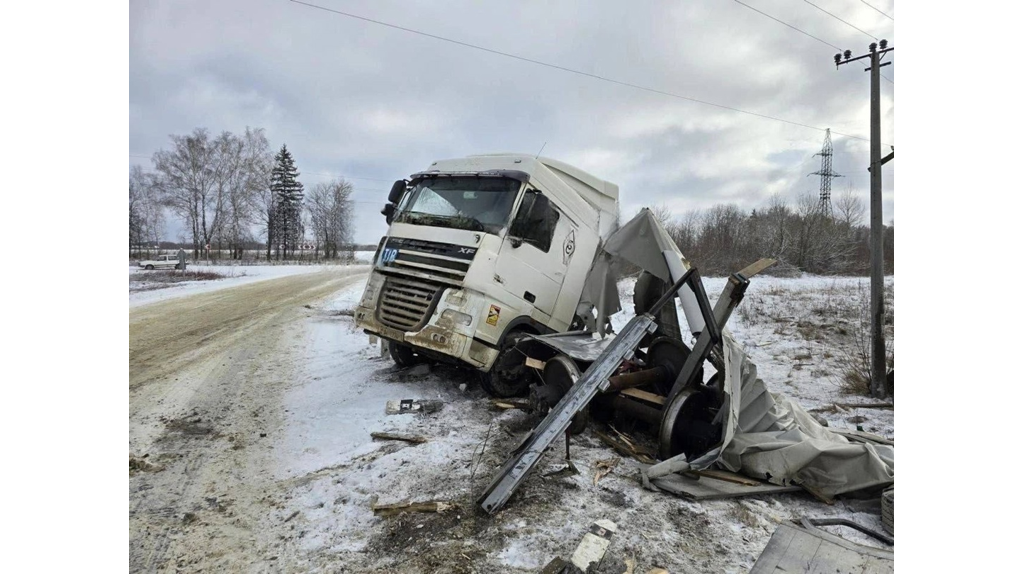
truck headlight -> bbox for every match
[441,309,473,327]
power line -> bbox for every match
[803,0,878,40]
[732,0,842,51]
[860,1,894,21]
[881,74,893,84]
[290,0,874,144]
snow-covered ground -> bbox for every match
[261,273,894,571]
[130,269,894,572]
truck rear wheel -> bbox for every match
[479,333,532,398]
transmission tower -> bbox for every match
[809,128,842,217]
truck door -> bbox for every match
[494,189,576,319]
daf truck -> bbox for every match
[354,154,620,396]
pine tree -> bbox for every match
[270,144,304,259]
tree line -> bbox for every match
[654,188,893,276]
[129,127,354,260]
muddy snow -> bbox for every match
[129,268,894,573]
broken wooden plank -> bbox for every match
[371,500,453,517]
[684,468,762,486]
[525,356,546,369]
[594,430,657,465]
[370,432,427,444]
[489,397,532,411]
[737,258,777,278]
[650,472,801,500]
[619,387,666,406]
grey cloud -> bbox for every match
[131,0,895,242]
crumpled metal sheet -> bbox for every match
[646,331,894,499]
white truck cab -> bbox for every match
[354,154,619,396]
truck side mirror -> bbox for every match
[381,203,396,224]
[388,180,406,204]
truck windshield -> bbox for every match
[396,177,520,234]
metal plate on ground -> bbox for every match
[751,523,893,574]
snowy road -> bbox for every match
[129,266,371,571]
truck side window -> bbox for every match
[512,190,560,253]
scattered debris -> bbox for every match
[833,402,894,410]
[489,397,531,411]
[385,399,443,415]
[129,453,164,474]
[593,458,620,485]
[370,431,428,444]
[594,429,657,465]
[751,518,893,573]
[646,469,801,500]
[283,510,300,523]
[683,468,761,486]
[570,520,617,572]
[881,487,894,535]
[543,462,579,479]
[623,556,636,574]
[371,500,453,517]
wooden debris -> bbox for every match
[593,458,620,485]
[649,472,801,500]
[371,500,453,517]
[525,357,546,369]
[595,429,657,465]
[489,397,532,411]
[620,388,666,406]
[623,556,636,574]
[684,468,761,486]
[370,431,427,444]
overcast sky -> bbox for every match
[129,0,894,245]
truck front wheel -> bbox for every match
[479,333,532,398]
[388,342,423,368]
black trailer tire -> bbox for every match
[145,265,154,270]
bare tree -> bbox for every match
[306,178,354,259]
[129,166,163,257]
[835,184,867,228]
[152,128,219,257]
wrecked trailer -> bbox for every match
[477,209,894,514]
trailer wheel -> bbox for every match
[389,342,423,368]
[145,265,154,270]
[537,355,588,434]
[479,333,532,398]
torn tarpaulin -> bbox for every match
[645,331,894,499]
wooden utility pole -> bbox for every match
[835,41,894,398]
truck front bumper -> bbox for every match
[354,271,500,371]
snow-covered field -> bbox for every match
[130,269,894,572]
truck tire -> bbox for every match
[388,342,423,368]
[479,333,532,398]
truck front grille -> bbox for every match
[379,237,475,286]
[377,276,443,331]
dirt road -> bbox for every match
[129,267,369,572]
